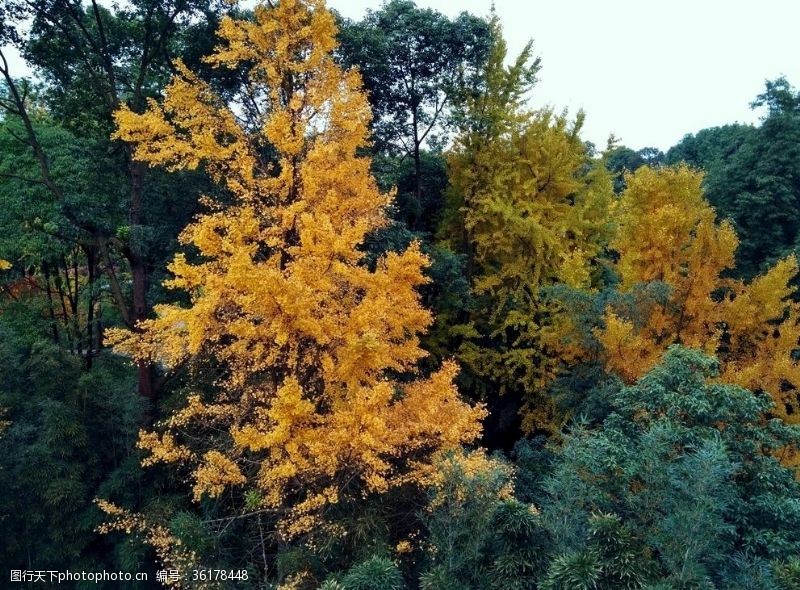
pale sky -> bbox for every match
[330,0,800,151]
[4,1,799,152]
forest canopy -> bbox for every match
[2,0,800,588]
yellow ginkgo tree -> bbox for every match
[102,0,484,547]
[595,165,800,425]
[438,19,613,434]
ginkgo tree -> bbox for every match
[437,18,613,434]
[100,0,484,564]
[589,165,800,426]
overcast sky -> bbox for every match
[4,1,799,152]
[330,0,800,151]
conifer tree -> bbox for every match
[539,347,800,588]
[103,0,484,551]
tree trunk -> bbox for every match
[85,246,96,371]
[412,106,422,218]
[42,261,60,345]
[128,158,157,410]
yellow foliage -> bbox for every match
[96,501,203,589]
[721,256,800,422]
[594,312,666,385]
[138,431,194,467]
[0,259,10,270]
[395,539,413,554]
[596,165,800,423]
[111,0,484,538]
[444,106,612,432]
[435,19,614,434]
[612,166,737,290]
[193,451,247,501]
[452,110,612,301]
[426,449,515,510]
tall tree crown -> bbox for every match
[108,0,484,539]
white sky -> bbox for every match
[4,0,799,151]
[331,0,800,151]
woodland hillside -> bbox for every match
[2,1,800,588]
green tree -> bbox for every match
[604,143,664,192]
[0,0,225,578]
[536,346,800,588]
[665,124,753,170]
[0,0,224,403]
[541,513,653,590]
[0,296,144,582]
[337,0,491,221]
[667,78,800,278]
[420,452,546,590]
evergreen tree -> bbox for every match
[667,79,800,278]
[536,346,800,588]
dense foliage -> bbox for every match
[667,78,800,278]
[2,1,800,588]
